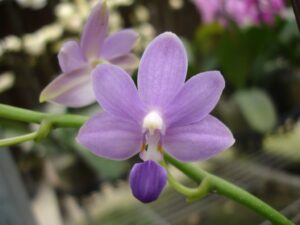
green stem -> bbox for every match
[0,104,88,128]
[164,153,294,225]
[0,132,37,147]
[0,103,295,225]
[34,120,52,142]
[168,172,210,202]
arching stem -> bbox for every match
[164,153,295,225]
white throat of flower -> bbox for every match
[143,111,163,135]
[141,111,164,162]
[90,58,109,68]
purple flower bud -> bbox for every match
[129,160,167,203]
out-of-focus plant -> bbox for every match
[190,0,300,145]
[16,0,47,9]
[193,0,284,27]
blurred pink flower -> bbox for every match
[193,0,285,27]
[246,0,285,25]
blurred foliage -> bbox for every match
[192,15,300,139]
[51,127,129,181]
[194,19,300,89]
[234,89,276,133]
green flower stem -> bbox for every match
[34,120,52,142]
[167,171,210,202]
[164,153,295,225]
[0,103,88,147]
[0,132,38,147]
[0,104,88,128]
[0,103,295,225]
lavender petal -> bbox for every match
[92,64,145,123]
[58,41,87,73]
[101,29,138,60]
[80,1,109,59]
[164,71,225,127]
[39,66,95,107]
[137,32,187,110]
[77,112,143,160]
[163,115,235,162]
[129,160,167,203]
[108,53,139,74]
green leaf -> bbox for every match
[217,32,249,88]
[234,89,277,133]
[216,26,278,88]
[195,23,224,54]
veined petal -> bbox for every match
[129,160,167,203]
[163,115,235,162]
[164,71,225,127]
[39,66,95,107]
[77,112,143,160]
[137,32,187,110]
[80,1,109,59]
[109,53,139,75]
[58,41,87,73]
[101,29,138,60]
[92,64,145,123]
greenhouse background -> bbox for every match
[1,0,300,224]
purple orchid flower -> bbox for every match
[40,1,139,107]
[193,0,284,27]
[246,0,285,25]
[77,32,235,203]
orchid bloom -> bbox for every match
[40,1,139,107]
[246,0,285,25]
[193,0,284,27]
[77,32,235,203]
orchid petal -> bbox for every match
[77,112,143,160]
[80,1,109,59]
[101,29,138,60]
[164,71,225,127]
[58,41,87,73]
[129,160,167,203]
[92,64,145,123]
[163,115,235,162]
[137,32,187,110]
[194,0,220,23]
[108,53,139,74]
[40,66,95,107]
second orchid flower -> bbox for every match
[40,1,139,107]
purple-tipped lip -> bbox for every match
[129,160,167,203]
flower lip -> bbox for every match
[142,111,164,135]
[129,160,167,203]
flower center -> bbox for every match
[142,111,163,135]
[141,111,164,162]
[90,58,108,68]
